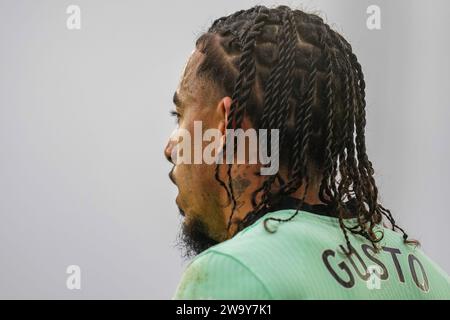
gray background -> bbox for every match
[0,0,449,299]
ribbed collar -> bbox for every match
[268,196,358,218]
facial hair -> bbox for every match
[176,213,219,259]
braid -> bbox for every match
[283,59,317,194]
[248,8,298,216]
[318,30,338,206]
[233,8,270,127]
[320,27,370,250]
[194,5,415,249]
[259,9,308,227]
[224,7,269,229]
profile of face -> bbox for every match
[164,49,319,257]
[164,50,238,256]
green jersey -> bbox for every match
[174,205,450,299]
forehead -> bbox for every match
[176,50,206,105]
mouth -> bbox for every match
[175,196,185,217]
[170,168,184,217]
[169,166,185,217]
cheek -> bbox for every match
[180,165,220,202]
[194,164,217,185]
[173,110,223,197]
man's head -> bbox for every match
[165,5,406,257]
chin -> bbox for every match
[177,214,219,258]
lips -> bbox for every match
[169,167,176,185]
[178,206,185,217]
[169,167,184,216]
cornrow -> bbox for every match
[194,5,415,251]
[230,7,270,128]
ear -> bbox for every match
[217,96,232,135]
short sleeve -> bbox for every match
[173,251,272,300]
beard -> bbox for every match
[176,212,219,259]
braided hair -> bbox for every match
[194,5,413,252]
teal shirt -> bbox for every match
[174,209,450,299]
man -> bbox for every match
[164,5,449,299]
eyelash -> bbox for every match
[170,110,181,124]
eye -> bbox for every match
[170,110,181,124]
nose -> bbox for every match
[165,129,180,164]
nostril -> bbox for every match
[164,144,173,163]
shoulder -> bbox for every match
[212,209,335,258]
[173,210,323,300]
[173,249,272,299]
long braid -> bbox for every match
[194,5,414,249]
[224,7,269,229]
[261,9,310,227]
[250,8,296,215]
[283,59,317,194]
[322,27,375,250]
[318,30,337,206]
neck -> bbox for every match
[225,173,324,238]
